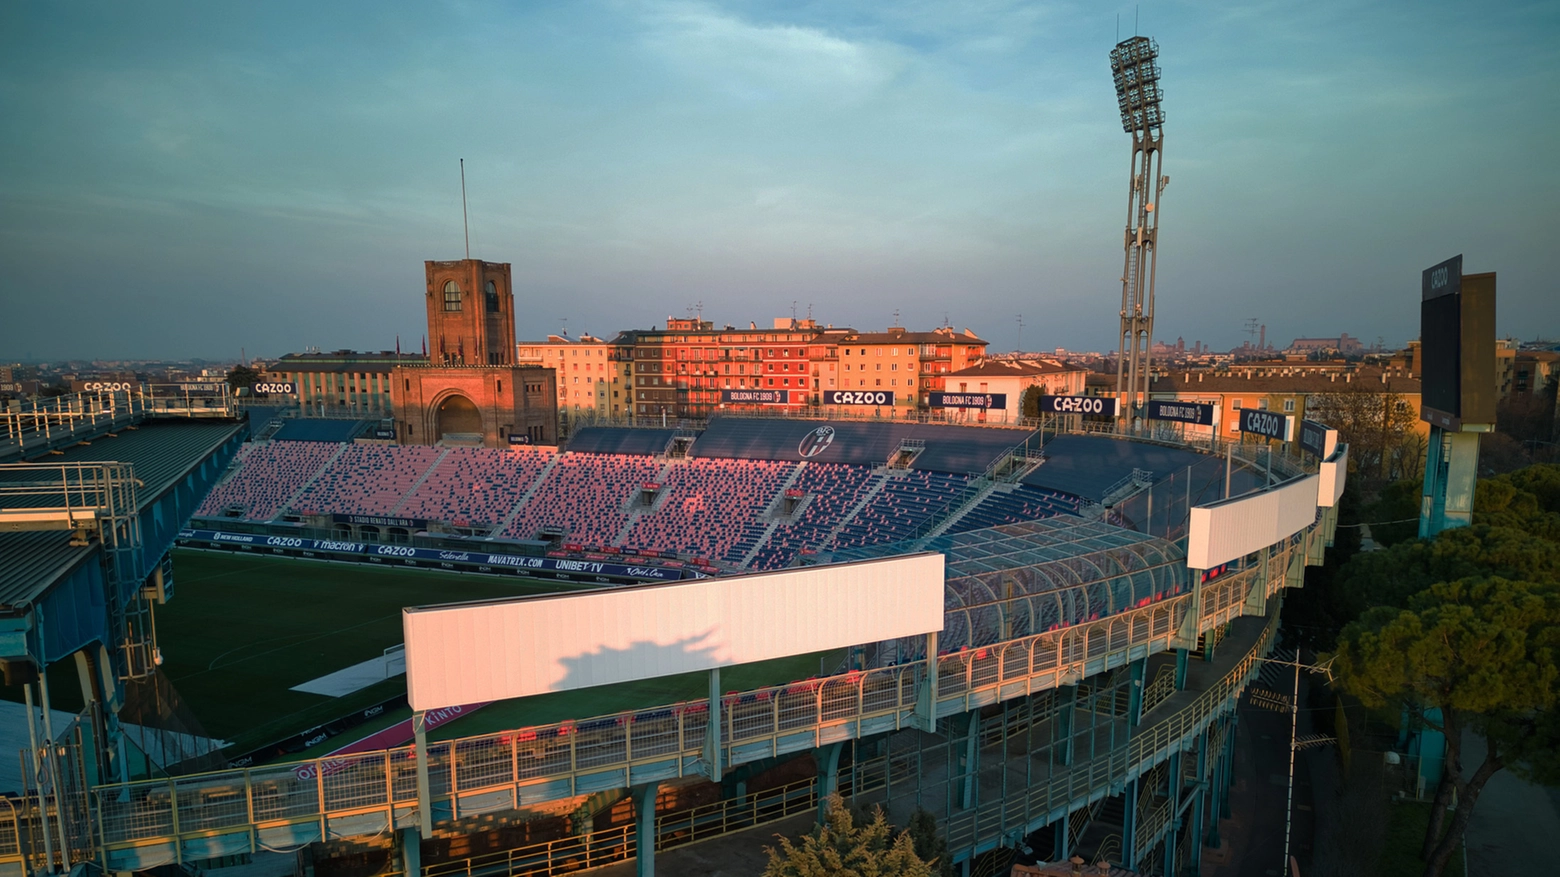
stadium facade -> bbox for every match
[2,403,1346,877]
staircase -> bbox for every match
[389,447,452,515]
[272,442,349,520]
[735,462,809,568]
[815,473,890,552]
[494,453,564,537]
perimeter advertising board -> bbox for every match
[823,390,895,406]
[1145,400,1215,426]
[1298,420,1336,458]
[71,379,139,393]
[928,392,1006,409]
[1238,408,1291,441]
[402,552,945,711]
[1039,395,1117,416]
[251,381,297,395]
[721,389,805,405]
[177,528,695,583]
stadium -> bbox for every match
[0,385,1347,877]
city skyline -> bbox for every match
[2,0,1556,360]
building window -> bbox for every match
[1232,399,1243,409]
[1283,399,1295,412]
[443,280,462,311]
[484,280,499,311]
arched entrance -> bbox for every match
[435,394,484,443]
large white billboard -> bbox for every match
[403,553,945,712]
[1318,445,1349,508]
[1186,475,1321,570]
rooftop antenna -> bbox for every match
[892,308,902,328]
[696,300,703,321]
[559,318,568,337]
[807,303,814,320]
[1244,318,1260,346]
[1016,314,1024,353]
[791,300,798,321]
[460,159,470,260]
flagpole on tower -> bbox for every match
[460,158,470,260]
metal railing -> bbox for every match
[942,603,1278,852]
[0,556,1291,876]
[59,533,1298,872]
[1,387,239,461]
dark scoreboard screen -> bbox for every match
[1420,254,1463,420]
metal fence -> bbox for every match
[67,536,1298,870]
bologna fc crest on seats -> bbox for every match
[798,426,835,458]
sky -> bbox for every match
[1,0,1556,361]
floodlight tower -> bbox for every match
[1109,36,1168,423]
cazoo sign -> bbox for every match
[1238,408,1291,441]
[1039,395,1118,417]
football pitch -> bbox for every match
[160,549,587,752]
[158,550,843,759]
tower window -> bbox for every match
[443,281,462,312]
[485,280,499,311]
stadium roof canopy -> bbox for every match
[831,516,1188,654]
[0,420,245,663]
[1023,434,1252,502]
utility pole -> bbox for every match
[1249,651,1336,877]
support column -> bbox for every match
[1175,647,1189,691]
[1056,685,1077,767]
[1053,818,1070,863]
[1419,428,1482,537]
[706,667,722,782]
[956,710,980,810]
[633,782,659,877]
[1120,776,1140,871]
[399,827,422,877]
[1206,729,1224,850]
[1188,735,1209,876]
[1127,656,1147,730]
[919,631,939,733]
[815,741,844,824]
[413,711,433,835]
[1164,746,1183,877]
[1221,715,1237,820]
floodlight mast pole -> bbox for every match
[1110,37,1167,426]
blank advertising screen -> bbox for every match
[403,552,945,711]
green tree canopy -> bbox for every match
[762,794,938,877]
[227,364,260,391]
[1334,576,1560,876]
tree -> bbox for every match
[904,808,952,877]
[1020,385,1046,420]
[1306,384,1422,484]
[227,364,260,391]
[1359,477,1421,548]
[1333,577,1560,877]
[762,793,938,877]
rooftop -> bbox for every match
[949,358,1084,378]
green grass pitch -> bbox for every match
[158,549,586,751]
[156,549,846,757]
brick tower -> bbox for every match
[425,260,517,366]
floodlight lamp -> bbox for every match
[1110,36,1164,134]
